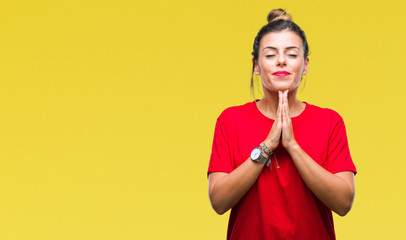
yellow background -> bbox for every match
[0,0,405,239]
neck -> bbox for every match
[257,88,304,119]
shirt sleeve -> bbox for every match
[207,114,233,176]
[327,114,357,174]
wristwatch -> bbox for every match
[250,147,270,166]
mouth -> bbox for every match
[273,71,291,77]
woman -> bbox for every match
[207,9,356,240]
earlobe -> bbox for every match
[253,61,260,75]
[302,58,309,75]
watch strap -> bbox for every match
[260,142,273,156]
[265,158,271,166]
[256,153,269,164]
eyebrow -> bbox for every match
[262,46,300,51]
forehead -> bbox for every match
[260,30,303,50]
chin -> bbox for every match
[271,83,300,93]
[277,87,290,91]
[263,79,299,93]
[269,85,292,92]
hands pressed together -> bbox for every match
[209,90,356,216]
[264,90,298,153]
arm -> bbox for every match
[208,158,265,215]
[286,145,355,216]
[208,95,284,215]
[281,91,355,216]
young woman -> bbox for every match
[207,9,356,240]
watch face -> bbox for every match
[250,148,262,160]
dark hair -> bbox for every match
[250,9,310,93]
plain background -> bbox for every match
[0,0,405,239]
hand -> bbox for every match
[263,91,283,151]
[264,90,298,152]
[280,90,298,150]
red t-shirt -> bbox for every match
[208,101,357,240]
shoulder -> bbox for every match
[217,101,255,121]
[303,103,349,141]
[305,103,344,123]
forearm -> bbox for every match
[286,144,355,216]
[208,158,265,215]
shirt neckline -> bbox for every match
[252,100,309,122]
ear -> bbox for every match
[302,58,309,75]
[253,58,260,75]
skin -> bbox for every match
[208,30,355,216]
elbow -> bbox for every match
[208,174,234,215]
[333,171,356,217]
[212,205,228,215]
[334,194,355,217]
[335,205,352,217]
[209,194,231,215]
[210,198,231,215]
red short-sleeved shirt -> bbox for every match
[208,101,357,240]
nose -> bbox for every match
[277,54,287,67]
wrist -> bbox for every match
[260,142,272,156]
[285,141,300,154]
[263,139,276,152]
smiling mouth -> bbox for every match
[273,71,290,77]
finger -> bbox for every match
[273,93,282,143]
[266,96,282,149]
[284,90,288,106]
[282,103,289,128]
[277,91,282,120]
[278,92,283,125]
[283,100,292,130]
[277,103,282,130]
[284,92,290,120]
[278,105,283,141]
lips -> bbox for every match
[273,71,290,77]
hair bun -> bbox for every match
[267,9,292,23]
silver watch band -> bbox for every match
[256,153,271,166]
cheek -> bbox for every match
[293,62,305,74]
[261,63,273,75]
